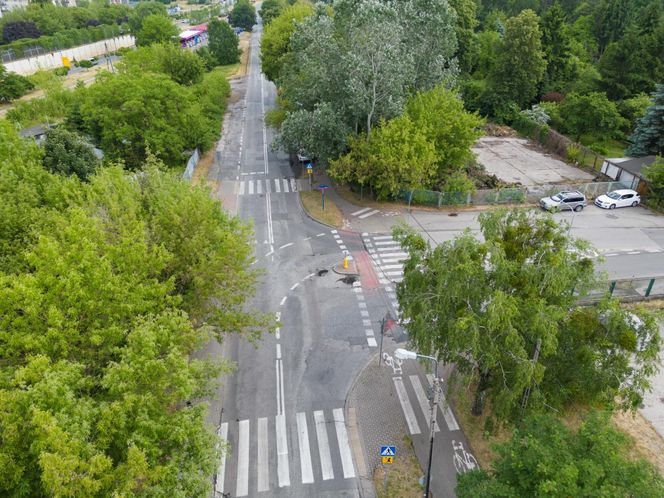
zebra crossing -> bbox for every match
[238,178,298,196]
[215,407,356,496]
[391,372,460,436]
[363,233,407,285]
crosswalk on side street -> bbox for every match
[215,407,356,497]
[362,233,407,285]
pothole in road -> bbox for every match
[338,275,358,285]
[317,269,329,277]
[449,212,458,217]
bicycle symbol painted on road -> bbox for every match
[382,352,403,375]
[452,440,478,474]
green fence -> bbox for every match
[395,187,528,208]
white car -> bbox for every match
[594,189,641,209]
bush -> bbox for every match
[42,128,100,181]
[78,59,94,68]
[53,66,69,76]
[566,144,581,163]
[0,66,34,103]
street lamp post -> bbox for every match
[394,348,439,498]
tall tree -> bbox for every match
[135,14,177,46]
[457,412,664,497]
[260,2,314,82]
[449,0,479,74]
[120,43,205,85]
[540,2,572,90]
[260,0,284,25]
[395,209,598,421]
[208,18,240,66]
[558,91,624,141]
[229,0,256,31]
[128,1,167,33]
[490,9,546,108]
[627,83,664,156]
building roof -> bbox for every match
[179,23,207,40]
[613,156,658,177]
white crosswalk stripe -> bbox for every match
[363,234,407,284]
[215,409,356,495]
[393,376,421,435]
[237,179,297,195]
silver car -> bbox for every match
[539,191,587,212]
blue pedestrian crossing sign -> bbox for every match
[380,445,396,456]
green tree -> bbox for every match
[457,412,664,497]
[135,14,177,46]
[330,115,438,199]
[120,43,205,85]
[405,85,484,182]
[559,91,624,141]
[0,65,34,103]
[229,0,256,32]
[260,0,284,25]
[642,156,664,188]
[79,73,209,168]
[540,2,572,90]
[260,2,314,82]
[208,18,240,66]
[42,128,100,181]
[395,209,597,421]
[128,0,167,32]
[449,0,479,74]
[627,83,664,156]
[490,9,546,109]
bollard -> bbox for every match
[343,256,348,270]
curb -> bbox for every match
[296,190,340,230]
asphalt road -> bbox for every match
[209,21,377,498]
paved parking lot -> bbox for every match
[473,137,595,186]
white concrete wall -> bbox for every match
[4,35,134,76]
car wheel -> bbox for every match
[574,205,583,212]
[631,201,638,207]
[609,204,616,210]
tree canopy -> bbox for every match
[120,43,205,86]
[208,18,240,66]
[260,0,285,25]
[42,128,100,181]
[627,83,664,156]
[229,0,256,32]
[135,14,178,46]
[395,208,659,422]
[457,412,664,497]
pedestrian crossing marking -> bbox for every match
[296,411,314,484]
[276,413,290,487]
[333,408,356,479]
[236,178,297,195]
[314,410,334,480]
[393,377,421,435]
[257,417,269,492]
[236,419,250,496]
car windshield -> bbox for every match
[552,194,564,201]
[607,191,622,200]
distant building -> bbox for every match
[179,24,208,50]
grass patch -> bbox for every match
[373,434,423,498]
[191,148,219,193]
[218,63,241,79]
[218,32,251,80]
[300,190,344,228]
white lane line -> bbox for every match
[605,253,618,256]
[215,423,229,494]
[365,329,374,336]
[358,302,367,309]
[279,242,294,250]
[355,293,365,300]
[628,251,640,254]
[303,236,311,241]
[381,264,404,270]
[248,180,254,195]
[363,319,372,327]
[236,419,250,497]
[367,337,377,347]
[351,207,372,216]
[426,374,460,431]
[290,178,297,192]
[239,181,246,196]
[282,178,289,192]
[333,408,356,479]
[316,233,325,237]
[276,343,281,359]
[372,235,395,240]
[314,410,334,480]
[257,417,269,492]
[334,234,341,239]
[296,412,314,484]
[276,414,290,487]
[275,359,281,416]
[380,257,406,264]
[257,180,263,194]
[393,377,421,435]
[290,282,299,291]
[385,271,404,277]
[352,281,361,287]
[266,193,274,245]
[274,178,281,193]
[409,375,439,432]
[376,251,408,258]
[358,209,380,219]
[360,310,370,318]
[339,245,347,250]
[280,296,287,306]
[279,359,285,416]
[353,287,362,293]
[330,229,338,234]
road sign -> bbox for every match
[318,184,329,190]
[380,445,396,456]
[381,456,394,465]
[307,166,313,174]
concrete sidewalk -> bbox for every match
[347,334,478,498]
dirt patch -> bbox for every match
[612,410,664,474]
[484,123,517,137]
[300,190,344,228]
[373,435,423,498]
[192,148,219,193]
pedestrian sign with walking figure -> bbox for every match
[380,445,396,456]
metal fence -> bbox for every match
[395,180,631,209]
[182,148,200,181]
[583,276,664,304]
